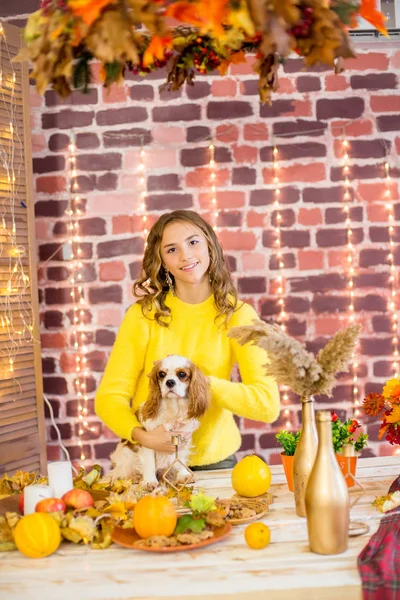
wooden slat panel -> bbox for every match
[0,23,46,477]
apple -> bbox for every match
[18,494,24,514]
[62,488,94,510]
[35,497,67,513]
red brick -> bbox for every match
[357,181,398,203]
[152,125,185,143]
[232,145,258,164]
[36,176,66,194]
[218,230,256,251]
[331,118,374,138]
[396,137,400,154]
[31,133,46,153]
[325,75,349,92]
[370,95,400,113]
[243,418,268,430]
[208,101,253,120]
[41,332,68,348]
[315,317,347,336]
[47,445,61,461]
[345,52,389,71]
[243,122,268,141]
[263,163,325,183]
[198,190,245,209]
[391,51,400,69]
[298,250,324,271]
[297,208,322,227]
[242,252,266,271]
[102,84,129,103]
[88,193,138,215]
[216,124,239,142]
[229,55,256,75]
[111,215,141,234]
[317,97,364,120]
[97,308,123,326]
[367,204,390,222]
[185,167,230,188]
[275,77,296,94]
[269,279,288,295]
[99,261,126,281]
[211,79,237,97]
[247,211,267,228]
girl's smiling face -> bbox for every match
[160,220,210,287]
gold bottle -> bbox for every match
[293,395,318,517]
[305,410,349,555]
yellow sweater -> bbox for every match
[95,293,280,466]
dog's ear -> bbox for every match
[141,361,162,421]
[187,363,210,419]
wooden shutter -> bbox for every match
[0,22,46,476]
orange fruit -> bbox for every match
[244,522,271,550]
[133,495,177,539]
[231,455,271,497]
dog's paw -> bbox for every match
[143,479,159,491]
[176,469,196,486]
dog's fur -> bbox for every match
[109,355,210,485]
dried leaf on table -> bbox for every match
[60,515,96,544]
[0,516,17,551]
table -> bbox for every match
[0,456,398,600]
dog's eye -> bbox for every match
[158,371,166,379]
[177,371,187,379]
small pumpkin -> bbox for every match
[232,455,272,498]
[13,513,61,558]
[133,495,177,539]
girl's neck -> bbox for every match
[174,278,212,305]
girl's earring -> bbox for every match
[165,270,175,296]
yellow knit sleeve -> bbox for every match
[95,303,149,441]
[209,303,280,423]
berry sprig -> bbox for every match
[289,5,314,39]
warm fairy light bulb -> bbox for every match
[384,161,399,377]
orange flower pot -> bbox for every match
[280,453,294,492]
[335,455,358,488]
[281,453,357,491]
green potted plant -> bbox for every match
[276,413,368,491]
[276,431,300,492]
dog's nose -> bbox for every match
[165,379,176,389]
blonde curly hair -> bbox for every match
[133,210,238,327]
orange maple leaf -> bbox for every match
[166,0,229,36]
[378,422,390,440]
[69,0,115,27]
[143,36,173,68]
[217,50,246,76]
[359,0,388,36]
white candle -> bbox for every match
[47,461,74,498]
[24,485,53,515]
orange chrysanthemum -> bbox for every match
[362,392,385,416]
[69,0,114,26]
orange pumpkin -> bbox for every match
[13,513,61,558]
[133,495,177,539]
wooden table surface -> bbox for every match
[0,456,399,600]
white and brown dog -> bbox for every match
[109,355,210,486]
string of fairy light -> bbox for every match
[384,160,399,378]
[0,22,34,382]
[271,143,290,427]
[342,137,360,417]
[66,134,95,463]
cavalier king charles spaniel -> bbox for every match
[109,355,210,486]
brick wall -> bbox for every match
[1,3,400,471]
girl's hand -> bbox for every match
[132,425,188,454]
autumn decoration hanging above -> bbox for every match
[18,0,387,102]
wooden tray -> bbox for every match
[111,522,232,553]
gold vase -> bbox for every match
[305,410,350,555]
[293,395,318,517]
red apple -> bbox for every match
[62,488,94,509]
[18,494,24,514]
[35,497,67,513]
